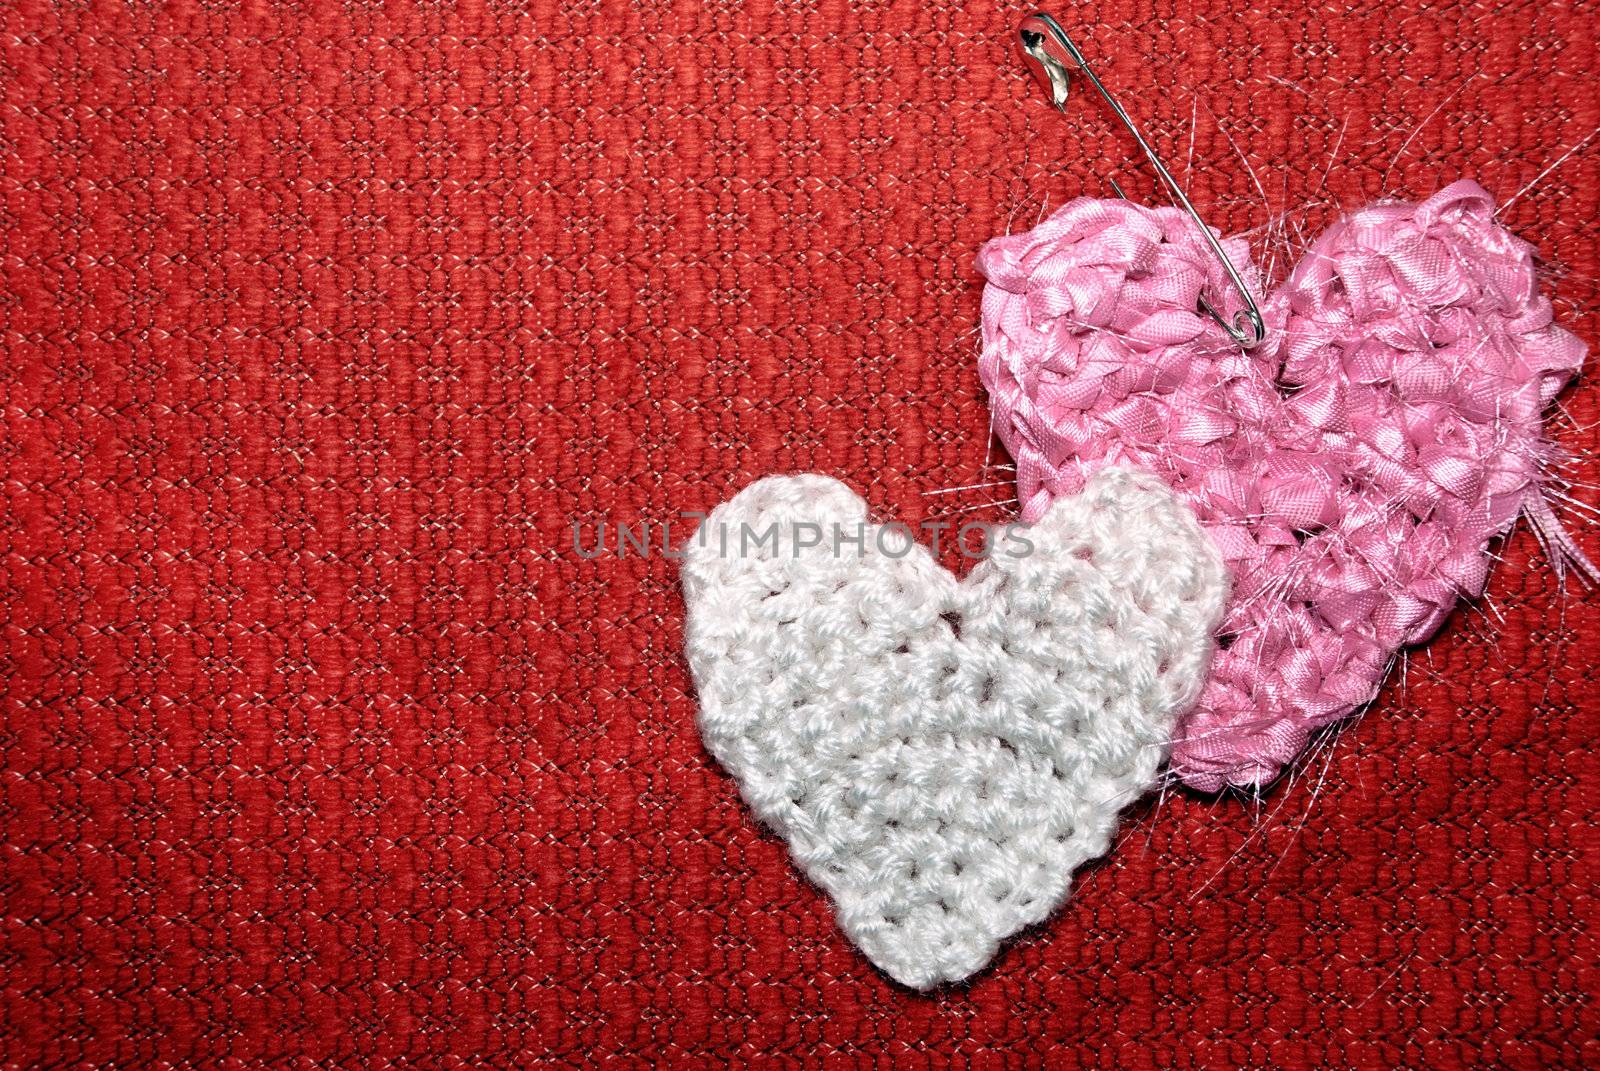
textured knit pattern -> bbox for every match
[979,180,1586,791]
[682,468,1228,987]
[2,0,1598,1065]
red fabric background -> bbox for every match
[1,0,1597,1066]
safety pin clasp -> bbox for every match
[1016,13,1266,350]
[1018,15,1074,110]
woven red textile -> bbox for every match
[1,0,1596,1066]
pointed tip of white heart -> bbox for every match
[848,914,1003,990]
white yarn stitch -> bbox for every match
[682,468,1228,988]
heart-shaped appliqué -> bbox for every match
[978,180,1588,791]
[682,468,1227,987]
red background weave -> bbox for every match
[1,0,1597,1066]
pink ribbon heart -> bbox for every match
[978,180,1590,792]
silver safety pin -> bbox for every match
[1017,13,1266,349]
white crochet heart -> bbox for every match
[682,468,1227,988]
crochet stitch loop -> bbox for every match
[681,468,1227,987]
[978,180,1587,792]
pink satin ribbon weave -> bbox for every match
[978,180,1589,791]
